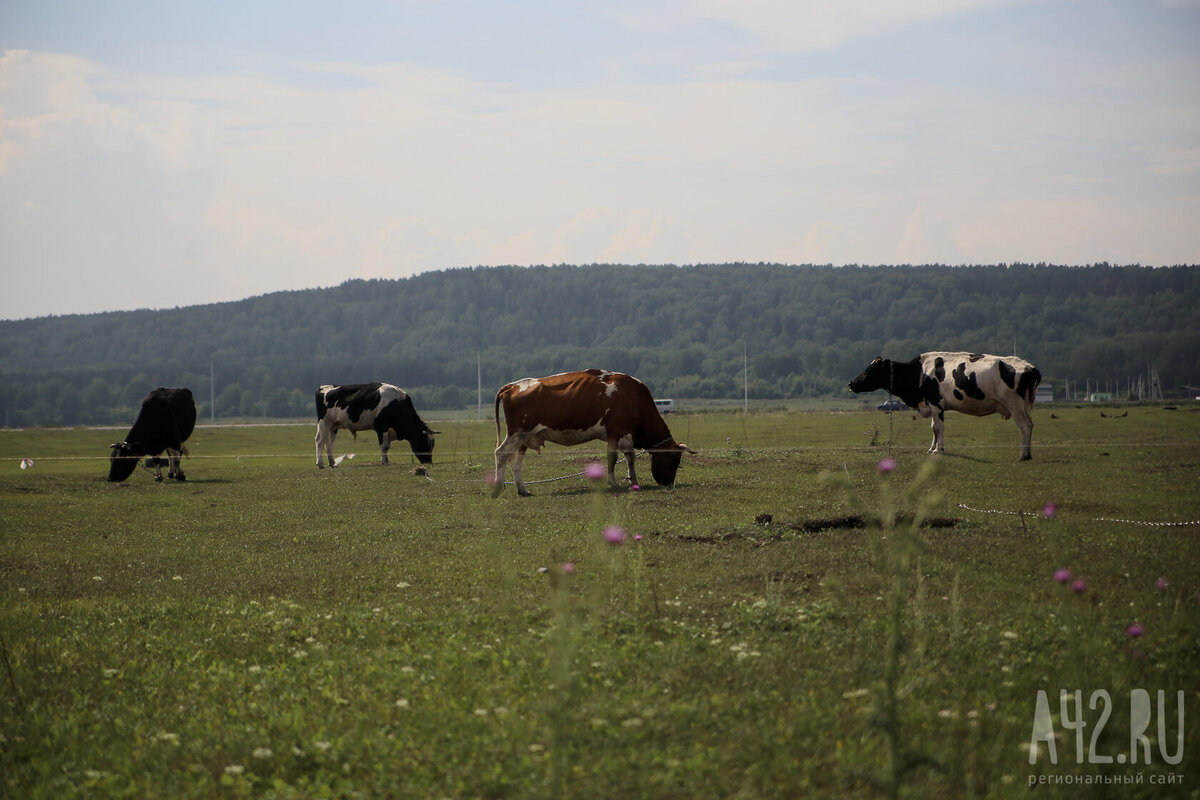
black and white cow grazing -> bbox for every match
[108,387,197,482]
[315,383,437,468]
[849,352,1041,460]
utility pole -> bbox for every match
[743,340,748,415]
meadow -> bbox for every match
[2,406,1198,799]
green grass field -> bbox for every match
[2,406,1199,799]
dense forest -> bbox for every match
[2,263,1198,427]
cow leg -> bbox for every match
[512,447,534,496]
[316,425,338,468]
[1014,407,1034,461]
[151,457,164,482]
[625,450,639,488]
[492,434,525,497]
[929,410,945,454]
[605,447,622,490]
[167,448,186,481]
[378,431,390,466]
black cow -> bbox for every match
[849,352,1041,460]
[315,383,437,468]
[108,387,197,482]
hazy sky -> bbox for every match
[2,1,1198,319]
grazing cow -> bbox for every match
[849,352,1041,460]
[108,387,197,482]
[492,369,694,496]
[315,383,437,468]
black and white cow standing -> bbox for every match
[108,387,197,482]
[849,352,1041,460]
[315,383,437,468]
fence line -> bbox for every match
[955,503,1200,528]
[8,437,1200,464]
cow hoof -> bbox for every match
[518,489,534,497]
[154,475,164,483]
[174,474,186,481]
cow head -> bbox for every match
[649,440,696,487]
[107,442,139,482]
[408,428,438,465]
[848,357,889,394]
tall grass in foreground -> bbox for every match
[1,408,1198,797]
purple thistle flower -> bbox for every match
[1043,502,1057,519]
[1053,568,1072,584]
[603,526,626,546]
[1071,579,1087,594]
[634,534,643,542]
[877,458,897,475]
[1126,624,1144,639]
[1154,577,1169,591]
[561,562,576,575]
[583,462,606,481]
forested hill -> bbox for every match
[2,263,1198,426]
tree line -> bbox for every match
[1,263,1197,427]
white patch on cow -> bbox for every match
[513,378,541,393]
[528,420,608,448]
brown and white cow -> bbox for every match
[849,352,1041,460]
[492,369,693,496]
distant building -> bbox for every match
[1035,386,1054,404]
[1089,392,1112,403]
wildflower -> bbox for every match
[224,765,245,776]
[395,698,409,709]
[314,741,333,752]
[877,457,897,474]
[1053,568,1072,584]
[603,526,626,546]
[1126,624,1144,638]
[1155,577,1169,591]
[584,461,606,481]
[561,562,576,574]
[1043,501,1057,519]
[252,747,273,759]
[1071,579,1088,594]
[634,534,643,542]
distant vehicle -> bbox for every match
[877,399,906,412]
[654,398,676,413]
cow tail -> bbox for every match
[494,389,504,446]
[1020,367,1042,410]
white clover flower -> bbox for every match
[224,765,245,776]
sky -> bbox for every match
[2,1,1198,320]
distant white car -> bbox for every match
[877,399,906,411]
